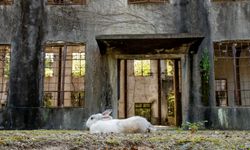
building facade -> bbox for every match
[0,0,250,129]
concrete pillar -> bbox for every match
[5,0,45,129]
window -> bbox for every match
[47,0,86,5]
[0,0,12,5]
[215,79,228,106]
[134,60,151,76]
[44,44,85,107]
[214,41,250,106]
[128,0,167,3]
[72,52,85,77]
[212,0,248,2]
[135,103,151,122]
[43,92,53,107]
[45,53,54,77]
[0,45,10,109]
[71,91,84,107]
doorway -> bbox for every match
[118,59,182,126]
[162,59,182,126]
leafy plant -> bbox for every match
[200,48,210,106]
[43,93,52,107]
[72,53,85,77]
[71,91,84,107]
[4,52,10,78]
[181,121,208,134]
[44,53,54,77]
[134,60,151,76]
[200,48,210,82]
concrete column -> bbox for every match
[5,0,45,129]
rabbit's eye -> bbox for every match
[90,117,94,120]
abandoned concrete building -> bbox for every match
[0,0,250,129]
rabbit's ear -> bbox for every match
[102,109,112,116]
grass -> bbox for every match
[0,130,249,149]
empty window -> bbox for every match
[45,53,54,77]
[215,79,228,106]
[0,0,12,5]
[71,91,84,107]
[128,0,167,3]
[0,45,10,109]
[47,0,86,5]
[135,103,151,122]
[72,53,85,77]
[212,0,247,2]
[134,60,151,76]
[44,44,85,107]
[214,41,250,106]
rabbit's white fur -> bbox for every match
[86,109,113,128]
[86,110,154,134]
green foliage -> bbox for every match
[200,48,210,82]
[135,103,151,122]
[45,53,54,77]
[134,60,151,76]
[71,91,84,107]
[167,91,175,117]
[72,53,85,77]
[165,60,174,76]
[200,48,210,106]
[4,53,10,78]
[43,93,52,107]
[181,121,208,134]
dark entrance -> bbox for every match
[117,58,182,126]
[96,33,204,126]
[163,59,182,126]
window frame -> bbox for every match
[71,52,86,78]
[133,60,152,77]
[0,0,13,5]
[215,79,229,106]
[128,0,167,4]
[212,0,248,2]
[0,45,11,110]
[47,0,86,5]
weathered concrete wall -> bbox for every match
[211,2,250,41]
[210,107,250,130]
[1,108,88,129]
[41,108,88,129]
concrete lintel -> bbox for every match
[96,33,204,55]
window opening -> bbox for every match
[44,44,85,107]
[215,79,228,106]
[134,60,151,76]
[0,45,10,109]
[72,52,85,77]
[45,53,54,78]
[128,0,167,4]
[47,0,86,5]
[71,91,84,107]
[165,60,175,117]
[135,103,151,122]
[214,40,250,106]
[0,0,12,5]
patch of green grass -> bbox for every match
[148,136,170,143]
[106,138,120,146]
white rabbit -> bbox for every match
[85,109,113,128]
[86,110,155,134]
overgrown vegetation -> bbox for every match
[200,48,211,106]
[182,121,208,134]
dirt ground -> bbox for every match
[0,128,249,150]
